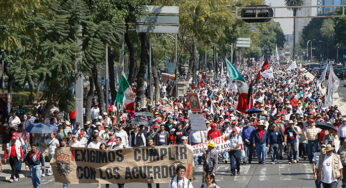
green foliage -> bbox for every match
[12,91,36,107]
[320,19,335,40]
[284,0,304,7]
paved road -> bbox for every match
[0,161,318,188]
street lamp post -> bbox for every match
[307,40,311,62]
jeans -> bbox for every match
[270,144,279,162]
[315,178,322,188]
[48,153,54,174]
[299,143,307,158]
[229,150,241,173]
[322,181,338,188]
[30,165,41,188]
[244,142,254,163]
[63,184,68,188]
[308,140,319,162]
[9,157,19,179]
[287,142,297,162]
[256,143,266,163]
[16,157,22,172]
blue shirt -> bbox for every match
[267,130,282,145]
[242,126,256,142]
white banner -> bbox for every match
[191,136,231,156]
[261,67,274,79]
[287,61,297,71]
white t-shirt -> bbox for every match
[87,141,101,149]
[316,154,343,183]
[168,177,193,188]
[47,138,60,155]
[78,137,88,147]
[9,116,21,128]
[69,141,82,148]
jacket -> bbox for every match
[4,140,24,160]
[338,146,346,165]
[252,129,268,145]
[25,149,44,166]
[317,153,341,181]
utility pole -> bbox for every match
[148,38,153,105]
[74,0,83,126]
[105,44,109,113]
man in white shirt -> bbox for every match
[69,135,82,147]
[8,112,21,130]
[87,136,101,149]
[314,144,343,187]
[90,104,100,121]
[114,124,129,147]
[338,119,346,143]
[78,132,88,148]
[46,134,60,176]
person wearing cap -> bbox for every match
[315,144,343,188]
[168,164,193,188]
[338,140,346,188]
[129,125,146,147]
[252,122,268,164]
[306,119,322,163]
[267,124,283,164]
[313,144,326,188]
[225,128,243,175]
[242,120,256,164]
[78,131,88,147]
[4,134,24,182]
[202,141,218,181]
[24,144,44,188]
[284,120,299,164]
[207,123,221,140]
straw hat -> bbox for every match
[325,144,334,152]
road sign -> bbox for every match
[236,38,251,48]
[136,6,179,34]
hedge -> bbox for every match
[11,91,36,107]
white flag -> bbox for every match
[318,64,328,85]
[287,61,297,71]
[328,65,340,93]
[261,67,274,79]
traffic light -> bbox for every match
[241,5,273,23]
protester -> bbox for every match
[200,173,220,188]
[315,144,343,188]
[253,122,268,164]
[24,144,44,188]
[225,128,242,175]
[267,124,282,164]
[4,134,24,182]
[168,165,193,188]
[285,120,299,164]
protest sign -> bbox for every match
[51,145,194,184]
[189,113,207,131]
[187,93,201,113]
[192,136,231,156]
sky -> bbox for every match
[265,0,293,35]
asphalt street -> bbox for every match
[0,161,318,188]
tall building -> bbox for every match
[319,0,344,15]
[295,0,318,46]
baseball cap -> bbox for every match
[211,123,217,128]
[232,128,238,133]
[153,125,159,129]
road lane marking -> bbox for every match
[234,165,251,182]
[258,167,268,181]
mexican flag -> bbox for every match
[225,58,249,113]
[116,74,135,111]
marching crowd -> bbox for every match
[0,62,345,188]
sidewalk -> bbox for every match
[0,137,51,182]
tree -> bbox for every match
[285,0,304,60]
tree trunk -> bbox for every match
[152,66,160,104]
[293,8,297,60]
[136,33,149,109]
[7,74,14,93]
[92,64,105,114]
[125,24,136,85]
[108,46,116,104]
[85,76,94,122]
[35,81,42,102]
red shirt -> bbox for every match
[207,129,222,140]
[259,130,264,141]
[69,108,76,119]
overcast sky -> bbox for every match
[265,0,293,35]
